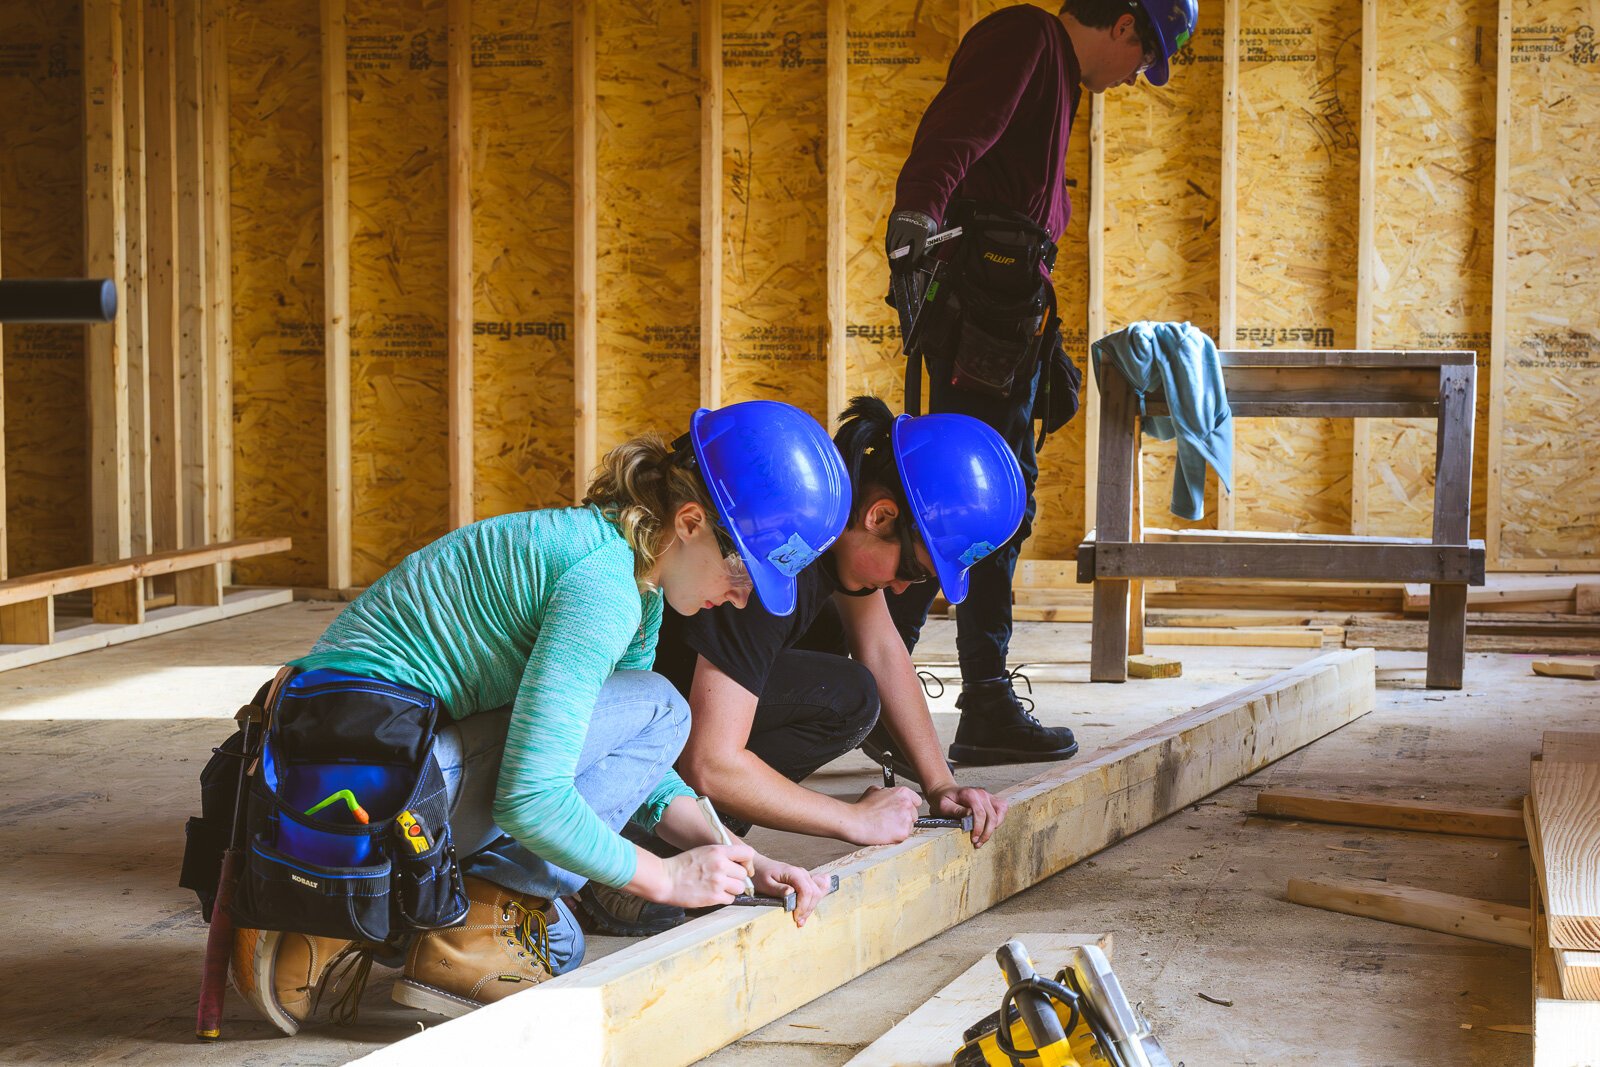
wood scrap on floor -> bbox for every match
[1286,877,1531,948]
[1345,614,1600,654]
[840,933,1113,1067]
[1127,653,1181,679]
[348,650,1377,1067]
[1402,574,1583,615]
[1254,787,1525,839]
[1534,659,1600,681]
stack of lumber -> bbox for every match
[1527,731,1600,1066]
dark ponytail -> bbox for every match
[833,395,909,521]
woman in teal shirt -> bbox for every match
[232,401,850,1033]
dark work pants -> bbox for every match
[636,614,879,844]
[886,349,1042,685]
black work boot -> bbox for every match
[948,676,1078,766]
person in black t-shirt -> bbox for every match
[578,396,1041,937]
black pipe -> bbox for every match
[0,279,119,324]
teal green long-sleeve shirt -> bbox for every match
[291,506,690,889]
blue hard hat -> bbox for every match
[1136,0,1198,87]
[689,400,851,616]
[890,414,1025,605]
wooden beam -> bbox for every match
[1146,626,1323,649]
[350,649,1376,1067]
[446,0,473,529]
[321,0,352,590]
[823,0,844,422]
[0,588,290,674]
[1543,733,1600,763]
[572,0,597,500]
[202,0,233,557]
[145,0,184,556]
[0,537,291,606]
[701,0,724,411]
[124,0,152,558]
[92,579,145,625]
[1082,92,1105,528]
[1531,759,1600,950]
[174,0,210,548]
[85,0,134,562]
[1091,541,1484,584]
[842,933,1113,1067]
[1579,584,1600,616]
[1255,787,1525,839]
[1404,574,1579,613]
[1528,794,1600,1003]
[0,599,55,646]
[1350,0,1377,536]
[1288,877,1531,949]
[1532,859,1600,1066]
[174,561,224,606]
[1215,0,1239,532]
[1485,0,1511,569]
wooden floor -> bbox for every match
[0,601,1588,1065]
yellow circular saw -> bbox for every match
[951,939,1174,1067]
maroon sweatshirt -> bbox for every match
[893,5,1083,245]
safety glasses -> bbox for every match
[892,516,935,585]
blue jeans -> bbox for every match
[434,669,691,969]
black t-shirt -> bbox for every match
[652,563,840,699]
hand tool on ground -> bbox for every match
[951,939,1172,1067]
[731,873,841,911]
[880,755,976,832]
[696,795,755,896]
[195,700,265,1040]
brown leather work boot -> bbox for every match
[230,927,361,1035]
[392,876,565,1018]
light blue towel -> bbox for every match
[1090,322,1233,522]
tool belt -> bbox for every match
[181,668,468,943]
[918,200,1058,402]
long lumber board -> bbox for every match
[1528,796,1600,1002]
[1287,877,1531,948]
[842,933,1113,1067]
[352,649,1375,1067]
[1255,787,1525,839]
[1531,758,1600,951]
[1532,851,1600,1067]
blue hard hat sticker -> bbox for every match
[959,541,999,568]
[767,533,820,578]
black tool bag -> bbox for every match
[933,201,1057,400]
[183,668,468,943]
[1032,314,1083,452]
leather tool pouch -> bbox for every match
[185,668,468,942]
[1032,309,1083,451]
[935,201,1057,400]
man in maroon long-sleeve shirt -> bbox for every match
[874,0,1198,770]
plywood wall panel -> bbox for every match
[1100,24,1225,535]
[228,1,328,587]
[840,0,958,405]
[719,0,828,420]
[1232,0,1361,533]
[470,2,575,517]
[593,0,700,459]
[0,3,89,576]
[1497,2,1600,564]
[1365,0,1496,541]
[345,0,450,584]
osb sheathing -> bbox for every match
[1498,0,1600,564]
[593,0,701,460]
[0,2,89,576]
[719,0,829,421]
[471,1,576,518]
[346,0,451,585]
[841,0,958,407]
[1366,0,1496,540]
[1101,23,1225,535]
[1233,0,1361,533]
[227,1,328,587]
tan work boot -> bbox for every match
[392,876,560,1018]
[230,927,362,1035]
